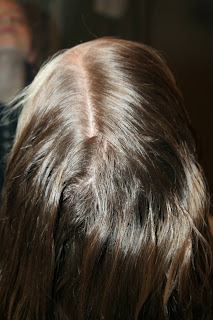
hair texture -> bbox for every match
[0,38,212,320]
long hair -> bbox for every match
[0,38,212,320]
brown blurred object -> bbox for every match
[209,215,213,234]
[22,1,61,71]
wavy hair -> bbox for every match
[0,38,212,319]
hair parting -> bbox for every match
[0,38,212,319]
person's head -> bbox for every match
[0,38,212,319]
[0,0,35,63]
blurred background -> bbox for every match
[19,0,213,199]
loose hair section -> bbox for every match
[0,38,212,319]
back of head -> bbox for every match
[0,38,212,319]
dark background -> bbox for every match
[19,0,213,197]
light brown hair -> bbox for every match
[0,38,212,319]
